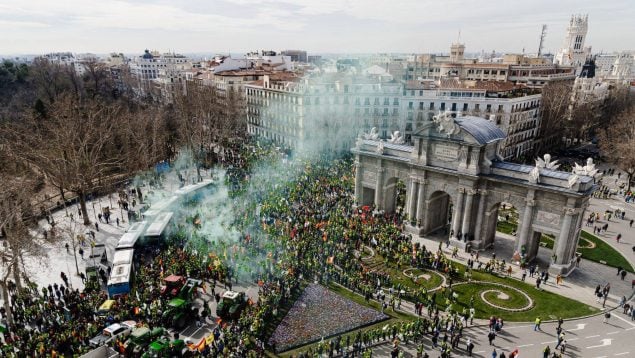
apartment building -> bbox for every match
[401,79,541,160]
[245,72,401,153]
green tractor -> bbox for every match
[141,338,189,358]
[161,278,202,329]
[216,290,248,320]
[123,327,164,356]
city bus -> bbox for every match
[107,248,135,297]
[142,196,178,218]
[107,263,133,297]
[175,179,214,204]
[115,221,147,251]
[144,212,174,243]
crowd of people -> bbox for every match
[2,140,632,357]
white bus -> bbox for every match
[115,221,147,251]
[144,212,174,242]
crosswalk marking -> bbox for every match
[614,353,629,356]
[606,331,620,335]
[586,335,600,338]
[612,313,635,327]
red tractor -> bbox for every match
[160,275,185,297]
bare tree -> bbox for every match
[0,155,49,327]
[535,81,574,155]
[4,95,130,226]
[598,107,635,190]
[170,82,246,177]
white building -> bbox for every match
[129,50,191,81]
[594,52,634,80]
[554,15,592,74]
[401,79,541,160]
[245,73,401,152]
[246,73,541,161]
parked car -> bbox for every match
[89,322,133,347]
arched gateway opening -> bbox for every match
[425,191,453,236]
[383,177,406,214]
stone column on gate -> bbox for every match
[555,207,575,265]
[374,167,385,210]
[407,176,418,223]
[460,189,476,240]
[451,187,465,238]
[416,178,427,227]
[517,190,536,255]
[473,189,487,242]
[354,160,363,205]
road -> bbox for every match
[371,311,635,357]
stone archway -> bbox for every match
[481,201,523,250]
[383,177,406,214]
[353,115,594,275]
[424,190,453,235]
[361,186,375,207]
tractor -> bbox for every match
[160,274,185,297]
[215,290,248,320]
[123,327,164,356]
[141,338,189,357]
[161,278,202,329]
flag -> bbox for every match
[326,256,334,264]
[197,338,206,352]
[205,333,215,345]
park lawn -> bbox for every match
[365,254,444,291]
[578,230,634,273]
[276,283,415,357]
[430,266,601,321]
[496,221,517,235]
[364,253,597,321]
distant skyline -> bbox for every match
[1,0,634,56]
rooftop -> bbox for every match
[454,116,506,144]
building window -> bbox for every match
[408,102,413,109]
[429,102,435,110]
[463,103,468,111]
[393,98,399,105]
[440,103,445,111]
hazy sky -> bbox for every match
[1,0,633,56]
